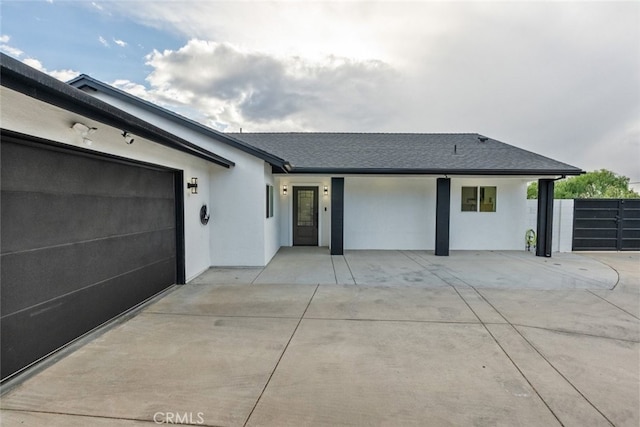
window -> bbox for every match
[461,187,477,212]
[266,185,274,218]
[461,186,496,212]
[296,189,315,226]
[479,186,497,212]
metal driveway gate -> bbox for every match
[572,199,640,251]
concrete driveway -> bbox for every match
[1,250,638,426]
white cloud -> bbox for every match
[114,38,127,48]
[98,36,109,47]
[22,58,45,71]
[138,40,398,131]
[112,79,155,101]
[92,2,103,12]
[1,44,24,57]
[0,35,24,57]
[22,57,79,82]
[48,68,81,82]
[583,120,640,178]
[101,1,640,180]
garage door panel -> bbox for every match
[1,138,180,381]
[0,258,175,380]
[1,141,174,199]
[1,191,175,253]
[1,229,176,315]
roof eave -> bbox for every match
[1,54,235,168]
[68,75,289,169]
[283,167,585,176]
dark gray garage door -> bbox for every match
[1,135,180,381]
[572,199,640,251]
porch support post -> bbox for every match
[330,177,344,255]
[435,177,451,256]
[536,178,554,257]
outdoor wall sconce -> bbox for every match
[187,177,198,194]
[324,185,329,196]
[71,122,97,146]
[121,131,135,145]
[282,185,288,196]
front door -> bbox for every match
[293,186,319,246]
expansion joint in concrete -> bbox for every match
[243,284,320,427]
[586,290,639,320]
[448,285,564,426]
[468,285,616,426]
[512,323,640,344]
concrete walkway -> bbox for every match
[1,250,638,426]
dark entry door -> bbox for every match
[293,187,319,246]
[1,135,179,381]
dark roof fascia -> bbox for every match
[68,74,290,170]
[282,167,584,176]
[0,53,234,168]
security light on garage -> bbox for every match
[121,131,135,144]
[71,122,96,145]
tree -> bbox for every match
[527,181,538,199]
[527,169,640,199]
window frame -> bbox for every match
[479,186,497,212]
[266,184,274,218]
[461,186,497,212]
[461,186,478,212]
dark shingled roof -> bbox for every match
[228,132,583,176]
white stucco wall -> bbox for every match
[207,154,267,266]
[450,178,528,250]
[1,86,216,280]
[344,176,437,250]
[526,199,574,252]
[276,176,332,247]
[276,175,549,252]
[264,164,280,263]
[83,91,273,266]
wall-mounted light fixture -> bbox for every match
[324,185,329,196]
[282,184,288,196]
[121,131,135,144]
[71,122,97,146]
[187,177,198,194]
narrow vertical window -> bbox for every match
[266,185,274,218]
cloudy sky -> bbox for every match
[2,1,639,181]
